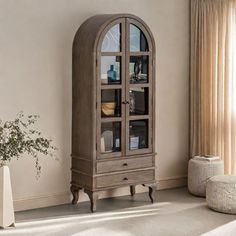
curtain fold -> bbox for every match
[191,0,236,174]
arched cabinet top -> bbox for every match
[73,14,155,55]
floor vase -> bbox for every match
[0,165,15,228]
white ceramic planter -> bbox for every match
[0,165,15,228]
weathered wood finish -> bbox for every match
[72,14,156,212]
[96,156,153,173]
[96,169,154,188]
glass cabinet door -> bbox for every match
[97,19,153,158]
[97,20,126,158]
[126,20,153,155]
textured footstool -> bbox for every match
[206,175,236,214]
[188,158,224,197]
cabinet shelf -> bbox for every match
[129,84,150,88]
[129,115,150,120]
[101,84,122,90]
[101,52,123,56]
[129,52,150,56]
[101,117,122,123]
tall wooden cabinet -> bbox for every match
[71,14,156,212]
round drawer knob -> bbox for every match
[123,163,128,166]
[123,177,128,181]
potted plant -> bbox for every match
[0,112,56,228]
[0,112,56,175]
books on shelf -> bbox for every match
[193,155,220,161]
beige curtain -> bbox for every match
[191,0,236,174]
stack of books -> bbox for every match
[193,155,220,161]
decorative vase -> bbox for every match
[107,65,117,84]
[0,162,15,228]
[134,60,142,79]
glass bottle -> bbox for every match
[107,65,117,84]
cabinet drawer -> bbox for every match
[96,156,153,174]
[96,169,154,188]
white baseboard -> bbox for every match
[14,175,187,212]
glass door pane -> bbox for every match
[130,24,148,52]
[129,87,148,115]
[129,120,148,150]
[102,24,121,52]
[101,89,121,117]
[129,56,148,84]
[101,122,121,153]
[101,56,121,85]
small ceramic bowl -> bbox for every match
[101,102,116,116]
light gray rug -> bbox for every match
[1,188,236,236]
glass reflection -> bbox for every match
[130,24,148,52]
[129,56,148,84]
[102,24,121,52]
[129,120,148,150]
[129,88,148,115]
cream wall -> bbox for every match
[0,0,190,211]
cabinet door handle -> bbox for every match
[123,177,128,181]
[122,101,126,104]
[123,163,128,166]
[126,101,130,104]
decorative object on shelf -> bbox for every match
[134,60,142,78]
[101,102,116,116]
[130,58,148,84]
[114,137,120,150]
[129,90,135,114]
[101,130,113,152]
[107,65,118,84]
[100,137,105,153]
[72,14,156,212]
[130,136,139,150]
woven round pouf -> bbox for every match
[188,158,224,197]
[206,175,236,214]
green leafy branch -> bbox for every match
[0,112,57,178]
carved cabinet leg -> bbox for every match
[85,190,99,213]
[70,185,81,205]
[148,186,156,203]
[143,183,157,203]
[130,185,136,196]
